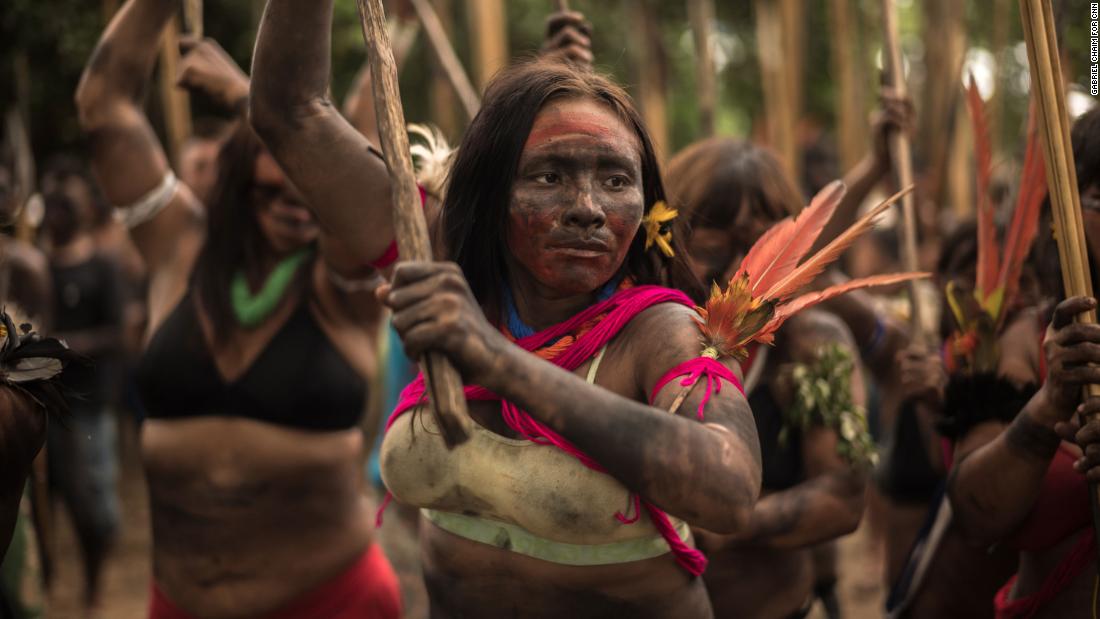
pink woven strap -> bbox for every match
[649,357,744,420]
[369,186,428,269]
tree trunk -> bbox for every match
[754,0,799,189]
[429,0,460,140]
[688,0,717,138]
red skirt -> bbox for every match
[148,543,401,619]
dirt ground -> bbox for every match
[41,419,886,618]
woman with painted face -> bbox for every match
[250,2,761,617]
[665,140,874,619]
[948,107,1100,618]
[75,1,401,617]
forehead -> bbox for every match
[524,98,641,159]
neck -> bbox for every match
[507,269,601,332]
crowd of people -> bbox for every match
[4,0,1100,618]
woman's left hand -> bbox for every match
[379,261,505,384]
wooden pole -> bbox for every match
[356,0,471,447]
[555,0,570,11]
[184,0,202,39]
[688,0,717,138]
[410,0,480,121]
[465,0,508,90]
[1019,0,1100,561]
[158,17,191,167]
[880,0,926,339]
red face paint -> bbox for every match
[507,99,644,297]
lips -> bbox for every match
[550,239,610,258]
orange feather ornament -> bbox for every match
[696,183,927,360]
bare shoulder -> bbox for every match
[778,309,856,364]
[622,301,704,357]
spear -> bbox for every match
[880,0,927,341]
[355,0,471,447]
[1019,0,1100,561]
[408,0,479,121]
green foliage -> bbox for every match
[781,342,878,469]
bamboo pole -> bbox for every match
[184,0,202,39]
[754,0,798,188]
[158,17,191,167]
[688,0,717,138]
[628,0,668,160]
[465,0,508,90]
[410,0,480,121]
[355,0,471,447]
[828,0,866,172]
[1019,0,1100,561]
[880,0,926,339]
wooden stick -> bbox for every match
[356,0,471,448]
[555,0,570,11]
[184,0,203,39]
[688,0,717,138]
[880,0,927,340]
[409,0,480,121]
[158,17,192,167]
[1019,0,1100,561]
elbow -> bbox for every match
[248,80,329,146]
[693,472,761,535]
[74,71,108,131]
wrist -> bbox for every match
[1007,404,1062,461]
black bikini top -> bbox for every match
[750,385,804,491]
[136,290,367,431]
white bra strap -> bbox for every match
[585,346,608,385]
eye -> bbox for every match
[534,172,560,185]
[606,175,630,190]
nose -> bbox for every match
[562,190,606,230]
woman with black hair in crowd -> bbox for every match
[76,0,403,615]
[665,138,875,619]
[250,0,765,616]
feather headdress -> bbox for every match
[695,181,928,360]
[945,77,1045,373]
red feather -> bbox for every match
[760,186,913,302]
[761,272,929,340]
[966,74,999,301]
[739,180,847,296]
[996,103,1046,326]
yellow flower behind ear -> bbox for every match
[643,200,678,258]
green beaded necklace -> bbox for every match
[231,247,313,328]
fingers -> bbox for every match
[1055,417,1081,442]
[1052,296,1097,330]
[391,261,464,296]
[546,11,592,38]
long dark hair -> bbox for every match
[191,122,312,341]
[440,58,702,320]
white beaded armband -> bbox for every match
[113,172,179,229]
